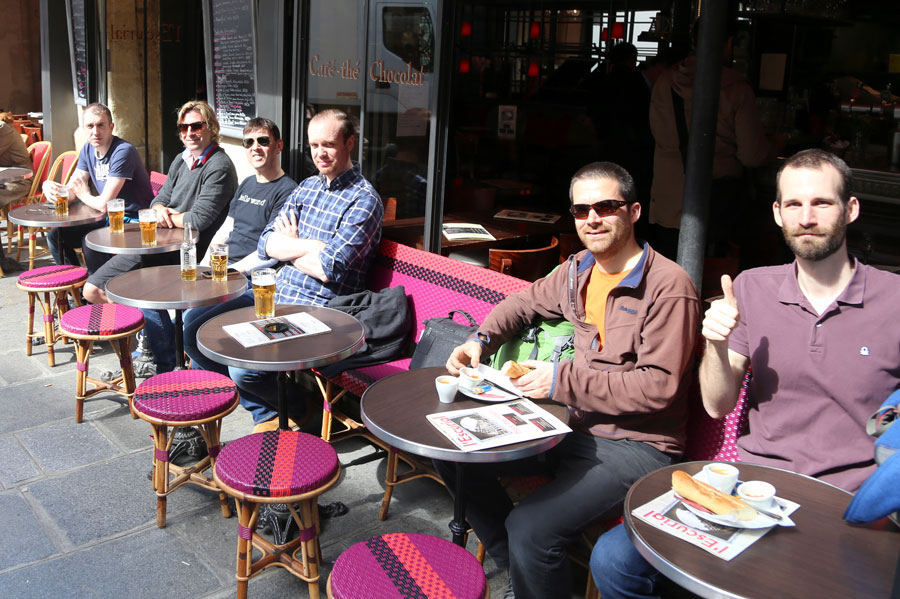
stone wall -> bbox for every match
[0,0,41,113]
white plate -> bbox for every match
[680,499,786,529]
[457,383,518,402]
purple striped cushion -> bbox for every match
[134,370,238,421]
[18,265,88,288]
[214,431,338,498]
[59,304,144,336]
[330,533,487,599]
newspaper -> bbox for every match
[442,223,496,241]
[222,311,331,348]
[427,399,571,452]
[494,209,561,224]
[630,472,800,561]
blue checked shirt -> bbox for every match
[257,164,383,306]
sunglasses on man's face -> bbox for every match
[241,136,272,149]
[177,121,206,134]
[569,200,629,219]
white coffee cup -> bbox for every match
[458,366,484,391]
[737,480,776,510]
[702,462,740,494]
[435,376,459,403]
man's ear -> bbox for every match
[772,201,783,228]
[846,196,860,224]
[629,201,641,224]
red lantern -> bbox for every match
[611,22,624,40]
[461,21,472,37]
[600,27,608,42]
[529,22,540,39]
[527,61,539,77]
[459,57,470,74]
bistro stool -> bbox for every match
[213,430,341,599]
[133,370,239,527]
[16,264,88,367]
[58,303,144,423]
[327,532,489,599]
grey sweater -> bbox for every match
[151,145,237,256]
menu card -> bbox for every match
[427,399,571,452]
[223,312,330,348]
[442,223,496,241]
[494,209,560,224]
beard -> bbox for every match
[781,218,847,261]
[577,222,632,260]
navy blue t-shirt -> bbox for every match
[76,136,153,216]
[225,174,296,261]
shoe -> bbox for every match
[503,574,516,599]
[251,417,299,434]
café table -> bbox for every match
[8,202,107,267]
[360,366,570,547]
[84,222,195,264]
[623,461,900,599]
[196,304,365,431]
[105,265,247,370]
[0,166,32,183]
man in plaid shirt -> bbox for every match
[202,109,382,432]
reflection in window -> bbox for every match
[382,8,434,72]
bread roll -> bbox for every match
[501,360,533,379]
[672,470,757,521]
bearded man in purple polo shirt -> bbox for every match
[590,148,900,599]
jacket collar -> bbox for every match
[576,241,650,289]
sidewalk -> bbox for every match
[0,241,586,598]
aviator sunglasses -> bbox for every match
[569,200,629,219]
[177,121,207,134]
[241,136,272,149]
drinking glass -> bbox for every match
[107,198,125,233]
[251,268,276,319]
[210,244,229,281]
[138,209,157,246]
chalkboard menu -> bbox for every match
[66,0,90,106]
[205,0,257,132]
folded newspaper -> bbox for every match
[223,312,331,348]
[631,471,800,561]
[427,399,571,451]
[442,223,496,241]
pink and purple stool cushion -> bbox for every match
[330,533,488,599]
[59,303,144,337]
[134,370,238,422]
[18,264,88,289]
[214,430,338,498]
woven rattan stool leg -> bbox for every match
[73,339,94,423]
[40,291,56,366]
[379,447,399,520]
[236,500,260,599]
[196,421,232,519]
[25,292,35,356]
[150,423,171,527]
[298,499,323,598]
[55,290,71,344]
[111,336,138,418]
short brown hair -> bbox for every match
[84,103,114,125]
[309,108,356,142]
[243,117,280,142]
[177,100,221,143]
[776,149,852,205]
[569,162,636,204]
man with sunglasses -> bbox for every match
[440,162,700,599]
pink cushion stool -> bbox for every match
[213,430,341,599]
[58,303,144,422]
[16,264,88,367]
[327,533,489,599]
[133,370,239,527]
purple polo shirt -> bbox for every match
[730,261,900,492]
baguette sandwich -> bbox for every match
[672,470,757,521]
[501,360,533,379]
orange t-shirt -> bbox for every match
[584,264,630,348]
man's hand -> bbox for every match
[702,275,740,343]
[446,341,482,375]
[273,210,299,238]
[153,204,179,228]
[510,360,553,399]
[68,177,89,201]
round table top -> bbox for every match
[8,202,106,228]
[84,222,196,255]
[624,461,900,599]
[105,265,247,310]
[0,166,32,182]
[196,304,365,372]
[360,366,570,464]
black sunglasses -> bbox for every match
[569,200,629,219]
[177,121,206,134]
[241,136,272,149]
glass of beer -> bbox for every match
[251,268,276,319]
[108,198,125,233]
[54,183,68,217]
[210,244,229,281]
[139,209,157,247]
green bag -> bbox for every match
[491,318,575,367]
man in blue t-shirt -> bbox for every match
[43,103,153,270]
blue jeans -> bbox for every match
[183,290,254,374]
[590,523,660,599]
[433,433,675,599]
[141,308,176,374]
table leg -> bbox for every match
[449,463,468,546]
[174,309,185,369]
[277,371,289,430]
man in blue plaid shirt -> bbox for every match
[199,109,383,432]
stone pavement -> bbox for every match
[0,240,589,598]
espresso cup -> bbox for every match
[702,462,739,494]
[435,375,459,403]
[458,366,484,391]
[737,480,776,510]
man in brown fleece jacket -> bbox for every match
[439,162,700,599]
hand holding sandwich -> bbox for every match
[504,359,553,399]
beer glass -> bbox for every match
[210,244,229,281]
[251,268,276,319]
[108,199,125,233]
[54,183,68,217]
[138,209,157,247]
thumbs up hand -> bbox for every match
[702,275,741,343]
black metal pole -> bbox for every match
[449,463,468,546]
[675,1,728,295]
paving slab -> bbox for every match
[17,420,121,474]
[0,377,78,434]
[0,435,42,488]
[0,492,57,572]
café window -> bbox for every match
[382,7,435,72]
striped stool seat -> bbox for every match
[213,430,341,599]
[58,303,144,423]
[328,533,489,599]
[133,370,239,528]
[16,265,89,367]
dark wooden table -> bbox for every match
[196,305,365,430]
[9,202,108,266]
[360,366,570,546]
[624,461,900,599]
[84,222,196,256]
[106,265,247,369]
